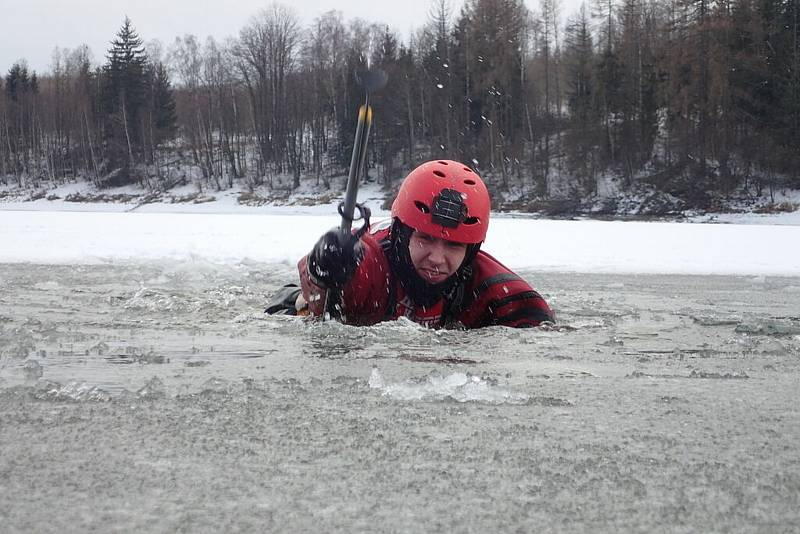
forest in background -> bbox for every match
[1,0,799,215]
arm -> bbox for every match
[298,231,390,325]
[460,254,554,328]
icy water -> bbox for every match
[1,261,799,532]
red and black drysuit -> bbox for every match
[298,221,553,329]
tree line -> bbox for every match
[1,0,799,208]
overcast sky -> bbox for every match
[0,0,585,74]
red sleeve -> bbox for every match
[298,232,391,326]
[297,254,327,316]
[459,253,554,329]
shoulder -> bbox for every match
[367,218,392,244]
[461,251,553,328]
[469,251,529,294]
[346,220,392,303]
[359,219,392,261]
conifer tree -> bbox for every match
[149,61,177,144]
[564,6,598,192]
[102,16,148,183]
[4,62,39,180]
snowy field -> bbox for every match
[1,197,800,532]
[1,189,799,275]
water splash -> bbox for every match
[137,376,167,399]
[735,321,800,336]
[368,368,528,405]
[35,380,111,402]
[23,359,43,380]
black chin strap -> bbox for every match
[438,265,473,329]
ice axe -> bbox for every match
[324,67,388,321]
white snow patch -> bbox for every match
[1,179,800,276]
[1,210,799,276]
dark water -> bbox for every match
[1,262,799,532]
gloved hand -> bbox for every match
[307,229,363,287]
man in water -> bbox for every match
[281,160,553,329]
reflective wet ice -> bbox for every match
[1,261,799,531]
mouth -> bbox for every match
[419,267,449,283]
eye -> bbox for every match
[412,231,435,244]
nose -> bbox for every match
[427,240,447,263]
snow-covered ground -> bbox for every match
[1,180,798,276]
[2,210,800,276]
[689,210,800,225]
[1,180,799,276]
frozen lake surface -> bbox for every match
[1,260,799,531]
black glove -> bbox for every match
[307,229,363,287]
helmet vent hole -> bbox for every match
[437,161,449,165]
[414,201,430,214]
[463,179,476,185]
[433,170,446,178]
[462,167,473,173]
[463,216,480,226]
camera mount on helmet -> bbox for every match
[431,188,466,229]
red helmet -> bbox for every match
[391,160,490,244]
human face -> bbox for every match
[408,230,468,284]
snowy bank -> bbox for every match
[1,210,798,276]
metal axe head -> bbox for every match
[355,69,388,94]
